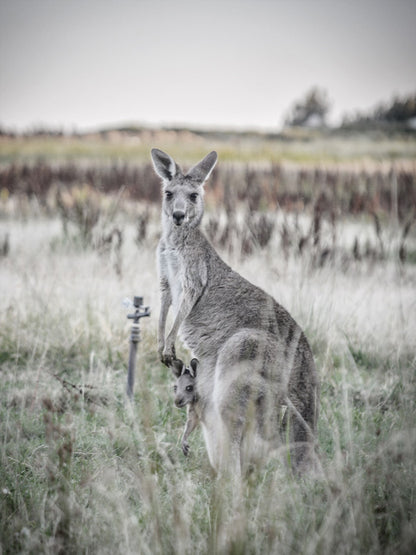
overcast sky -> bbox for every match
[0,0,415,131]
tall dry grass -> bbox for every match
[1,184,415,553]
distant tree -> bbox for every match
[342,92,416,130]
[376,94,416,123]
[285,87,331,127]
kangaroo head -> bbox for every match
[151,149,217,229]
[171,358,199,408]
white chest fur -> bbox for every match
[162,246,183,315]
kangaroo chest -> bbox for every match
[163,240,208,316]
[163,246,183,314]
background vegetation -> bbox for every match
[1,128,415,553]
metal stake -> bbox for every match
[126,296,150,400]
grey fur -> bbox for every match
[152,148,319,475]
[171,358,200,456]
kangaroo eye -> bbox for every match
[173,385,177,393]
[189,193,198,202]
[186,385,194,392]
[165,191,173,200]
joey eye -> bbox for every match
[173,385,177,393]
[165,191,173,200]
[186,385,194,392]
[189,193,198,202]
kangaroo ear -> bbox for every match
[171,358,184,378]
[189,358,199,377]
[151,148,178,182]
[186,151,217,184]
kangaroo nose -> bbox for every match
[175,396,185,408]
[173,211,185,226]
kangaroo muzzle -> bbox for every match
[173,210,185,226]
[175,396,186,408]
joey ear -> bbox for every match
[151,148,179,181]
[171,358,184,378]
[189,358,199,377]
[186,151,217,184]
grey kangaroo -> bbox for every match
[171,358,200,457]
[152,148,319,475]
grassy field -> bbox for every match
[2,127,416,165]
[1,130,416,553]
[1,175,415,554]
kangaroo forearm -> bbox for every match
[166,293,194,344]
[166,312,185,345]
[182,423,192,444]
[158,298,170,342]
[158,282,172,346]
[182,413,199,442]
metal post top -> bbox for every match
[133,296,143,307]
[127,296,151,323]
